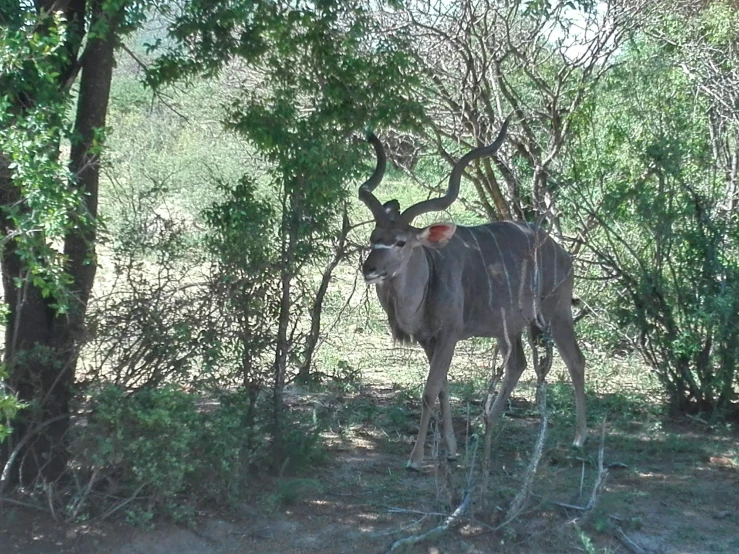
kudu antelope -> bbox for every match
[358,120,587,471]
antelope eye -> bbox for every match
[396,240,406,248]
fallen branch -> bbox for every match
[95,482,148,522]
[387,506,498,534]
[495,381,548,530]
[615,526,647,554]
[386,491,472,553]
[374,514,430,538]
[0,496,51,513]
[552,416,609,513]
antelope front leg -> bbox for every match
[408,340,456,471]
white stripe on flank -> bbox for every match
[465,227,496,313]
[508,221,532,250]
[484,226,512,303]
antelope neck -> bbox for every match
[379,247,430,326]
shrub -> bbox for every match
[83,183,207,390]
[77,385,201,522]
[0,363,24,444]
[69,384,327,523]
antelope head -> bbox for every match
[359,119,510,284]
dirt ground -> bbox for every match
[2,386,738,554]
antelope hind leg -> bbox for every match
[551,315,588,448]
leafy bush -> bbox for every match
[83,182,211,390]
[270,478,323,507]
[69,384,328,523]
[593,181,739,414]
[566,37,739,414]
[195,392,266,504]
[200,177,279,390]
[76,385,202,522]
[279,420,330,475]
[0,363,24,444]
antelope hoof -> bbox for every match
[405,460,422,472]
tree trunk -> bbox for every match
[297,208,350,382]
[1,2,116,484]
[271,184,302,472]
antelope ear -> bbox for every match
[417,223,457,247]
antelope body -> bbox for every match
[358,120,587,470]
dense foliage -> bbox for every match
[562,8,739,413]
[0,0,152,484]
[144,0,424,467]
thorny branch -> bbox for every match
[119,43,190,123]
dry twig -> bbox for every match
[386,491,472,553]
[0,496,51,513]
[615,526,648,554]
[481,344,504,504]
[0,414,70,494]
[552,416,609,513]
[495,381,548,530]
